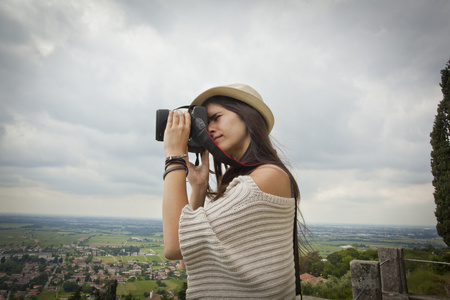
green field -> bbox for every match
[0,223,33,228]
[310,239,447,257]
[0,228,96,247]
[95,253,165,264]
[116,279,184,299]
[37,290,58,300]
[308,230,447,257]
[0,229,29,246]
[86,234,129,245]
[93,246,167,263]
[0,226,163,248]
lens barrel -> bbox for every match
[155,107,208,153]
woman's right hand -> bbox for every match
[163,110,191,157]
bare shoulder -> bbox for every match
[249,164,291,198]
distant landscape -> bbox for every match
[0,214,445,256]
[307,223,446,256]
[0,214,447,299]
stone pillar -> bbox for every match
[378,247,408,294]
[350,260,382,300]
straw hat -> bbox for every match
[191,83,275,133]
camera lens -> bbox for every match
[155,109,169,141]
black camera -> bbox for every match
[155,106,208,153]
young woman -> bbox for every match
[162,84,302,299]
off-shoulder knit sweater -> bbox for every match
[179,175,296,299]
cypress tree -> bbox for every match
[430,59,450,246]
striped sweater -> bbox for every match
[179,175,296,299]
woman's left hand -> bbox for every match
[187,150,210,209]
[187,150,210,189]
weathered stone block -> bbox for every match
[350,260,382,300]
[378,247,408,294]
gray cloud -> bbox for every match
[0,0,449,224]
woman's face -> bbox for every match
[206,102,251,160]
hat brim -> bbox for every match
[191,86,274,133]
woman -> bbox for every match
[162,84,302,299]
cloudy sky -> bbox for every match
[1,0,449,226]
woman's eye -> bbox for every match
[209,113,221,122]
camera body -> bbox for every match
[155,106,208,153]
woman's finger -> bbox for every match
[167,110,174,127]
[184,111,191,128]
[202,150,210,166]
[172,110,180,126]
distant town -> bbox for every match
[0,244,182,299]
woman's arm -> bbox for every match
[162,110,191,260]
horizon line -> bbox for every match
[0,212,437,227]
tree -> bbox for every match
[430,59,450,246]
[92,280,118,300]
[177,282,187,300]
[300,251,324,277]
[69,288,82,300]
[63,282,79,293]
[104,280,118,300]
[81,283,93,294]
[124,293,137,300]
[156,280,166,287]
